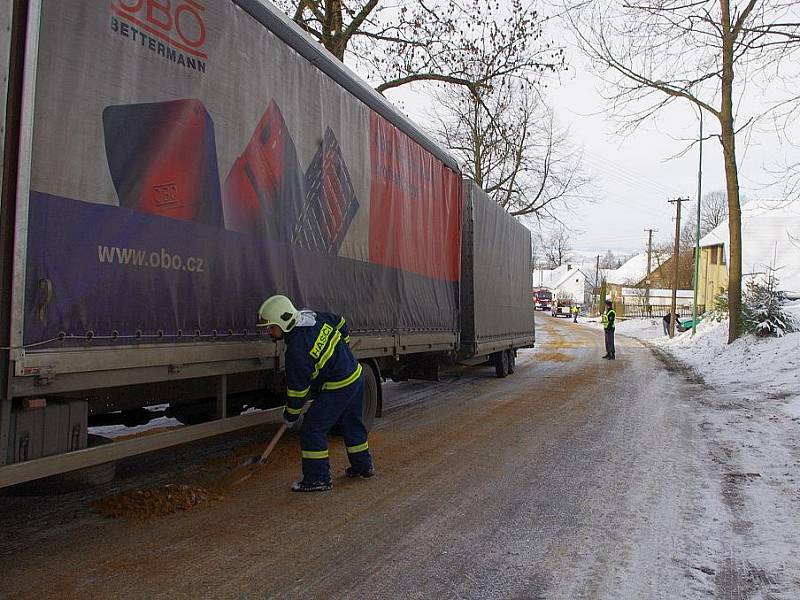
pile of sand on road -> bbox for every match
[91,484,222,519]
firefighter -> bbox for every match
[257,295,374,492]
[602,298,616,360]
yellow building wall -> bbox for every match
[698,245,729,309]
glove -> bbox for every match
[282,412,304,431]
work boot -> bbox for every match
[291,479,332,492]
[609,353,616,360]
[345,466,375,479]
[602,354,610,359]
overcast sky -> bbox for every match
[375,17,799,263]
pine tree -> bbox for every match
[711,292,729,323]
[742,267,797,338]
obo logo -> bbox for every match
[112,0,207,60]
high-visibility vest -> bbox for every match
[603,309,616,329]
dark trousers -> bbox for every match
[604,328,615,356]
[300,376,372,482]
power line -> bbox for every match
[581,158,675,197]
[581,148,683,194]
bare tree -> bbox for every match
[701,191,730,236]
[434,80,591,218]
[531,231,543,272]
[279,0,564,94]
[543,225,573,268]
[599,249,620,270]
[566,1,800,343]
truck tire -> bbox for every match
[507,349,516,374]
[361,362,379,432]
[493,351,509,378]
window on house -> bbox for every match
[709,246,717,264]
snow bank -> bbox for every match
[635,303,800,417]
[612,305,800,593]
[596,301,800,415]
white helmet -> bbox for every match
[257,295,300,332]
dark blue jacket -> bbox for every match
[282,311,361,420]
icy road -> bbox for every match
[1,316,798,599]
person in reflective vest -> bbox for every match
[257,295,374,492]
[602,299,616,360]
[571,304,579,323]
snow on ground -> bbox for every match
[580,314,665,340]
[90,404,182,439]
[606,302,800,595]
[651,305,800,418]
[582,301,800,406]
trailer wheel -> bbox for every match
[361,362,379,432]
[507,349,516,374]
[493,351,509,378]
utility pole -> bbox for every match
[644,228,657,317]
[668,198,690,337]
[594,254,600,315]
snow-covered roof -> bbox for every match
[552,267,590,290]
[532,264,590,290]
[605,253,650,285]
[532,264,569,289]
[699,199,800,296]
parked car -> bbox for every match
[551,298,573,318]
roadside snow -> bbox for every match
[616,304,800,597]
[584,301,800,404]
[580,315,664,340]
[649,302,800,418]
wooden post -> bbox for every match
[668,198,690,337]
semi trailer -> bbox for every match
[0,0,534,488]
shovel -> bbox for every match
[218,422,289,488]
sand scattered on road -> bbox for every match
[534,351,573,362]
[91,484,222,519]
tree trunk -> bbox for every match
[719,0,742,344]
[471,98,484,187]
[321,0,345,60]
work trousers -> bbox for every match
[604,328,615,356]
[300,376,372,483]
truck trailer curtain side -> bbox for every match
[14,0,463,361]
[460,181,535,357]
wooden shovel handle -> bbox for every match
[257,423,288,464]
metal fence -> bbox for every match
[618,304,704,319]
